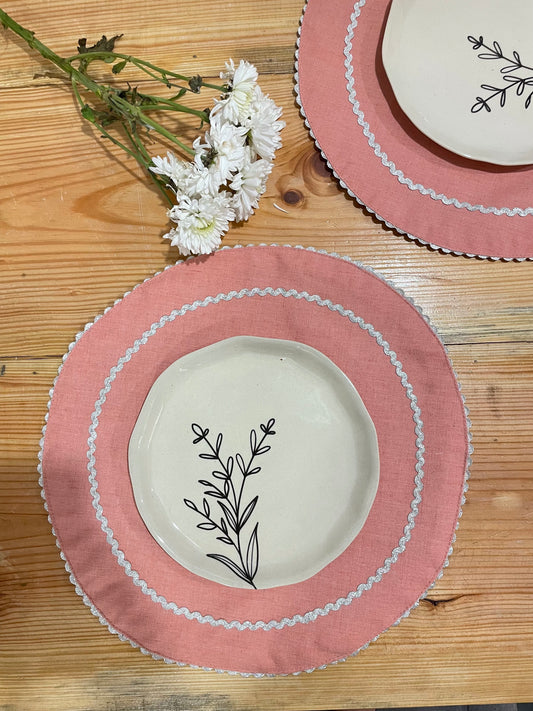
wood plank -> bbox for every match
[0,0,304,87]
[1,589,533,710]
[1,79,533,355]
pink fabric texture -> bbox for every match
[297,0,533,259]
[41,246,469,674]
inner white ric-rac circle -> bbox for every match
[86,287,425,631]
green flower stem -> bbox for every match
[122,123,151,164]
[69,76,138,160]
[107,91,196,156]
[140,97,209,122]
[0,7,221,195]
[0,10,209,132]
[65,50,226,93]
[66,51,190,80]
[0,10,103,95]
[123,125,174,206]
[70,73,174,206]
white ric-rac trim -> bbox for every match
[344,1,533,218]
[87,286,424,630]
[294,1,532,259]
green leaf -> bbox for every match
[169,88,187,100]
[80,104,116,127]
[112,59,127,74]
[80,104,96,121]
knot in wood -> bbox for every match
[283,189,303,206]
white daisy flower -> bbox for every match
[212,58,259,124]
[230,148,272,222]
[191,137,224,196]
[149,60,283,256]
[165,192,235,256]
[151,153,221,200]
[208,113,248,176]
[165,148,221,198]
[245,87,285,160]
[194,114,248,187]
[150,151,189,185]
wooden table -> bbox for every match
[1,1,532,708]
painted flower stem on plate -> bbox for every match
[184,418,276,588]
[468,35,533,112]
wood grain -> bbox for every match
[1,0,533,708]
[1,80,532,356]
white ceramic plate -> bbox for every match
[382,0,533,165]
[128,336,380,589]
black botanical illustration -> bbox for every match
[184,418,276,588]
[468,35,533,113]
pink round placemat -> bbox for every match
[39,245,470,675]
[296,0,533,260]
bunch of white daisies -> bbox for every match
[0,12,283,258]
[150,60,284,256]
